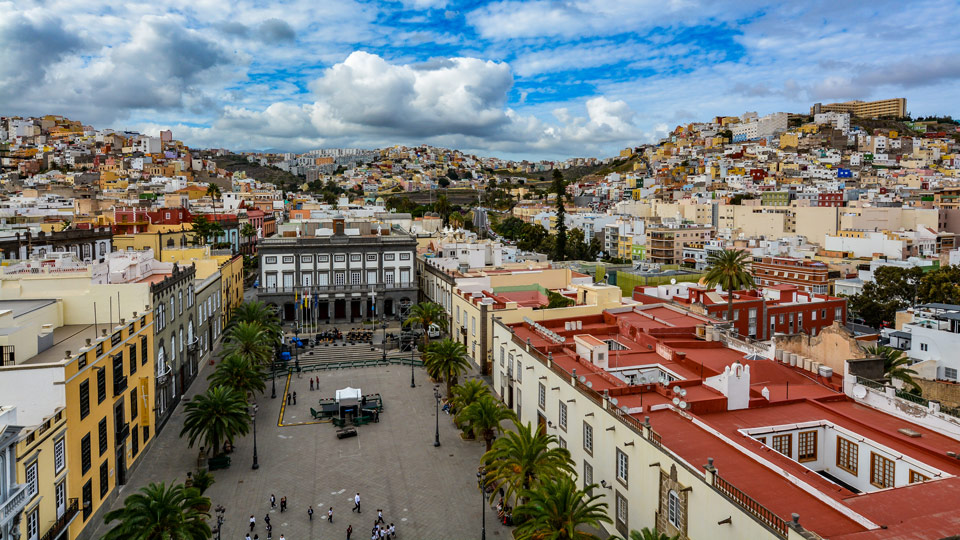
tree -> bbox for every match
[231,301,282,345]
[438,176,451,188]
[102,482,211,540]
[553,170,567,261]
[424,339,473,400]
[222,321,273,366]
[461,394,515,451]
[208,355,266,399]
[180,386,250,456]
[435,194,450,224]
[190,215,213,246]
[404,302,446,348]
[206,183,222,209]
[862,345,921,392]
[703,249,755,324]
[451,379,491,428]
[240,222,256,252]
[917,265,960,306]
[621,528,680,540]
[513,475,610,540]
[848,266,923,328]
[449,211,464,229]
[483,420,574,506]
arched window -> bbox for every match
[157,342,166,374]
[188,319,195,343]
[166,238,174,248]
[178,290,183,314]
[170,334,176,363]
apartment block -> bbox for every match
[751,256,830,294]
[811,98,907,119]
[646,225,712,265]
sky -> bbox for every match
[2,0,959,160]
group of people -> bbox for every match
[241,492,396,540]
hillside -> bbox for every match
[213,153,301,189]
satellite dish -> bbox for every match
[852,385,868,400]
[611,398,619,406]
[586,381,593,388]
[672,397,680,406]
[579,375,586,383]
[679,401,688,410]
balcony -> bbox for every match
[113,374,128,397]
[40,498,79,540]
[258,282,415,295]
[0,482,29,524]
[115,422,130,447]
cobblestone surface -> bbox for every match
[86,357,503,540]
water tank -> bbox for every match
[788,353,797,366]
[818,365,834,378]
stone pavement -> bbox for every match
[85,356,504,540]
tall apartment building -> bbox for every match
[646,225,712,265]
[751,256,830,294]
[257,217,418,322]
[811,98,907,119]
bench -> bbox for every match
[310,407,321,420]
[336,427,358,439]
[353,415,372,426]
[332,417,346,428]
[208,455,231,471]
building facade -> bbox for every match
[0,407,28,540]
[195,272,223,362]
[257,219,418,322]
[15,408,75,540]
[647,225,712,265]
[151,264,198,431]
[751,256,830,294]
[0,228,112,263]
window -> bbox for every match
[366,253,377,262]
[26,460,38,498]
[265,256,277,264]
[384,252,396,261]
[334,272,346,286]
[946,367,958,380]
[583,421,593,455]
[27,508,38,540]
[499,347,505,367]
[301,255,313,263]
[317,272,329,286]
[282,256,295,263]
[583,461,593,493]
[910,470,930,483]
[756,436,766,445]
[668,490,681,528]
[798,430,817,462]
[538,383,546,409]
[334,254,346,263]
[100,460,110,498]
[400,252,411,260]
[96,368,106,404]
[82,480,92,521]
[141,337,148,365]
[131,425,140,457]
[131,387,138,420]
[835,307,842,319]
[516,360,522,382]
[98,417,108,455]
[615,491,628,532]
[178,290,183,314]
[81,434,92,473]
[350,271,362,285]
[837,436,858,475]
[56,480,66,518]
[79,380,90,419]
[870,453,895,489]
[559,401,567,430]
[616,448,628,486]
[318,255,330,263]
[772,433,792,457]
[129,345,137,374]
[350,253,362,262]
[920,343,928,352]
[54,437,66,473]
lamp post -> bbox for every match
[479,469,487,540]
[382,317,388,363]
[250,404,259,470]
[433,385,441,447]
[271,361,277,399]
[294,324,300,375]
[214,505,225,540]
[410,338,416,388]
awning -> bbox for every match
[335,387,362,401]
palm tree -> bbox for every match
[231,301,282,345]
[222,321,272,366]
[404,301,446,348]
[704,248,755,324]
[241,222,257,253]
[206,182,222,215]
[208,355,266,399]
[461,394,515,451]
[424,339,472,399]
[483,420,574,506]
[102,482,211,540]
[449,211,464,229]
[514,475,610,540]
[451,378,491,427]
[621,528,680,540]
[180,386,250,456]
[862,344,921,391]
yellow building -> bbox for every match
[219,254,244,322]
[0,298,155,540]
[812,97,906,118]
[113,228,195,257]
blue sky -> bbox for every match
[2,0,959,160]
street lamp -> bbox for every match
[410,337,416,388]
[479,469,487,540]
[294,324,300,375]
[250,404,259,470]
[382,317,388,363]
[213,505,225,540]
[433,385,441,447]
[271,361,277,399]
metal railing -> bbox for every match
[855,376,885,391]
[0,483,28,522]
[258,282,414,294]
[713,473,787,538]
[895,389,929,407]
[40,498,79,540]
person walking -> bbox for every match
[353,493,361,513]
[249,515,256,531]
[346,524,352,540]
[293,391,297,405]
[270,494,277,508]
[280,496,287,512]
[376,510,384,525]
[266,523,272,539]
[246,534,252,540]
[308,506,314,520]
[279,535,285,540]
[310,379,314,391]
[265,514,271,528]
[287,392,292,405]
[388,523,395,538]
[328,507,334,523]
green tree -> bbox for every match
[240,222,256,251]
[704,249,755,323]
[553,170,567,261]
[513,475,610,540]
[424,339,473,400]
[205,183,222,212]
[483,420,575,506]
[208,355,266,399]
[848,266,923,328]
[451,379,491,428]
[449,211,465,229]
[180,386,250,456]
[404,302,447,348]
[862,344,921,392]
[221,321,273,366]
[190,215,213,246]
[435,193,450,224]
[461,394,515,451]
[917,265,960,305]
[231,301,282,345]
[619,528,680,540]
[102,482,211,540]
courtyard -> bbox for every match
[84,358,500,540]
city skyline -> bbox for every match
[2,0,959,160]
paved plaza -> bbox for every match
[85,355,504,540]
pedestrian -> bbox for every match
[353,493,361,513]
[388,523,395,538]
[376,509,384,524]
[308,506,314,520]
[346,524,352,540]
[315,376,320,390]
[287,392,292,405]
[266,523,272,540]
[271,494,276,508]
[293,391,297,405]
[254,536,259,540]
[328,507,334,523]
[250,515,256,531]
[310,379,314,391]
[246,534,252,540]
[280,496,287,512]
[279,535,285,540]
[265,514,271,527]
